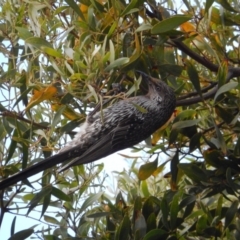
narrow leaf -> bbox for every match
[11,216,17,236]
[115,216,131,240]
[52,105,66,129]
[178,163,206,183]
[170,193,180,230]
[41,47,63,58]
[225,200,238,228]
[214,81,238,102]
[172,119,200,129]
[65,0,85,20]
[161,197,169,229]
[205,0,215,13]
[151,15,192,34]
[214,121,227,154]
[104,57,129,71]
[217,60,228,88]
[27,186,52,215]
[52,187,71,201]
[170,151,179,191]
[138,157,158,180]
[79,192,103,213]
[6,129,18,164]
[44,215,60,225]
[143,229,168,240]
[185,60,202,97]
[41,192,51,218]
[121,0,138,16]
[8,229,34,240]
[25,37,52,48]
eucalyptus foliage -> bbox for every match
[0,0,240,239]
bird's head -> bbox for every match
[136,70,173,101]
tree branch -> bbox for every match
[176,85,218,106]
[176,71,235,106]
[170,39,219,72]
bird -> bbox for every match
[0,71,176,190]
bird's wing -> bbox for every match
[58,123,133,172]
[0,100,146,189]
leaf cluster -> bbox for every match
[0,0,240,239]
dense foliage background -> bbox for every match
[0,0,240,239]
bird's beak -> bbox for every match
[136,70,158,85]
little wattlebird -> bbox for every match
[0,71,176,190]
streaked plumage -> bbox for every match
[0,71,176,190]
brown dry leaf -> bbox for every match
[180,22,196,35]
[26,85,57,111]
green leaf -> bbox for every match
[52,187,71,201]
[174,109,196,121]
[214,120,227,154]
[121,51,141,71]
[41,190,51,218]
[87,212,110,218]
[25,37,52,48]
[170,192,180,230]
[16,27,33,40]
[65,0,85,20]
[41,47,63,58]
[138,157,158,180]
[6,129,18,164]
[161,197,169,229]
[44,215,60,225]
[21,142,29,169]
[215,105,235,124]
[151,15,192,34]
[142,196,160,221]
[172,119,200,129]
[179,195,196,209]
[217,61,228,88]
[217,0,239,12]
[52,105,66,129]
[87,84,99,103]
[160,64,184,77]
[225,200,238,228]
[79,192,103,213]
[121,0,138,16]
[215,195,223,217]
[13,87,33,109]
[136,23,152,32]
[27,186,52,215]
[205,0,215,13]
[8,228,34,240]
[11,216,16,236]
[214,81,238,102]
[178,163,206,183]
[196,214,208,234]
[115,216,131,240]
[185,60,202,97]
[143,229,168,240]
[183,200,196,219]
[189,132,202,152]
[141,180,150,198]
[104,57,129,71]
[170,151,179,187]
[146,213,156,232]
